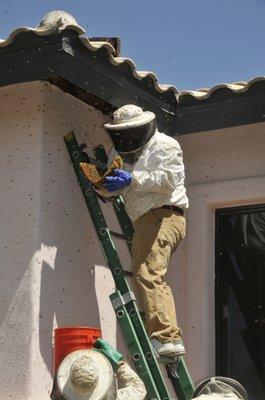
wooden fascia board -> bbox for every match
[175,93,265,135]
[60,52,176,135]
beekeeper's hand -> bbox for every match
[95,339,124,371]
[104,169,132,192]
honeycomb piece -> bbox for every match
[80,156,123,190]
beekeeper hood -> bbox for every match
[104,104,156,154]
[56,349,117,400]
[193,377,248,400]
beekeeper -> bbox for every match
[52,339,147,400]
[192,376,248,400]
[103,104,189,359]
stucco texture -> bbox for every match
[178,123,265,385]
[0,82,119,399]
[4,80,265,398]
[0,81,184,399]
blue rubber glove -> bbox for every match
[104,169,132,192]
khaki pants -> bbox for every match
[132,208,186,343]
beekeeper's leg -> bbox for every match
[132,208,186,343]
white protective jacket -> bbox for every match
[107,130,189,222]
[116,362,147,400]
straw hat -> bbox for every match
[57,349,116,400]
[104,105,155,130]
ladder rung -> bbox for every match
[124,270,133,277]
[65,133,194,400]
[109,230,132,242]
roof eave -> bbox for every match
[1,25,265,136]
[176,91,265,134]
[0,29,178,135]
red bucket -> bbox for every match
[53,326,101,372]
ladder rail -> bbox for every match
[111,290,161,399]
[65,133,195,400]
[64,132,171,400]
[93,145,134,251]
[93,143,195,400]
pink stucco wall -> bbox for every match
[178,123,265,384]
[0,81,179,399]
[2,80,264,398]
[0,82,118,399]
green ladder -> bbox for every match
[64,132,194,400]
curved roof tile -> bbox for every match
[178,76,265,103]
[0,11,263,107]
[0,10,179,99]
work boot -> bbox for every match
[173,338,186,356]
[151,338,186,358]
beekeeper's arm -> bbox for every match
[116,361,147,400]
[95,339,146,400]
[131,140,184,193]
[104,141,184,195]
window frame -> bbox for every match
[215,203,265,375]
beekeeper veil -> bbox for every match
[104,104,156,154]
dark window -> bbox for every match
[216,204,265,399]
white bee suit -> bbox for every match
[106,129,189,222]
[103,129,189,344]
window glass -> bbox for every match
[216,207,265,399]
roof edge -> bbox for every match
[0,10,179,100]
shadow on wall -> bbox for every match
[37,132,104,376]
[0,84,43,397]
[36,82,115,377]
[39,258,100,375]
[0,82,115,399]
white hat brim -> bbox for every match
[57,349,115,400]
[104,111,155,130]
